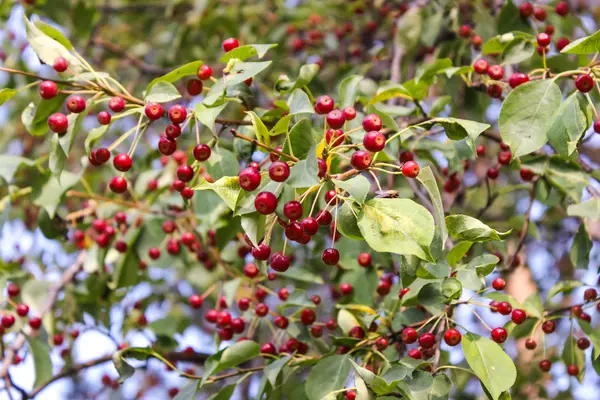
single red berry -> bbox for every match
[575,75,594,93]
[243,263,259,278]
[358,253,371,267]
[458,24,472,38]
[7,283,19,297]
[567,364,579,376]
[491,327,507,343]
[188,295,203,309]
[301,217,319,235]
[520,168,535,181]
[255,191,277,215]
[578,312,591,322]
[419,332,436,349]
[326,109,346,129]
[270,147,282,162]
[283,201,303,221]
[278,288,289,301]
[109,176,127,193]
[169,104,187,124]
[399,288,410,299]
[29,316,42,329]
[197,65,212,80]
[285,222,304,241]
[158,137,176,155]
[511,309,527,324]
[487,84,503,98]
[239,167,262,191]
[497,301,512,315]
[487,167,499,180]
[556,37,570,51]
[115,240,127,253]
[314,95,334,114]
[113,153,132,172]
[487,65,504,80]
[545,25,555,35]
[255,303,269,317]
[39,80,58,99]
[260,342,277,355]
[362,114,382,131]
[584,288,598,301]
[542,320,555,334]
[322,248,340,265]
[376,280,391,295]
[97,111,111,125]
[340,283,353,295]
[300,308,316,325]
[270,252,290,272]
[401,327,418,344]
[519,2,533,17]
[237,298,250,311]
[192,144,211,161]
[474,59,489,74]
[186,79,203,96]
[148,247,161,260]
[165,124,181,140]
[399,151,414,163]
[363,131,386,152]
[351,150,372,170]
[537,32,551,47]
[274,316,289,329]
[534,7,547,21]
[316,210,332,226]
[408,349,422,359]
[53,56,68,72]
[48,113,68,134]
[311,325,323,338]
[324,190,337,204]
[525,338,537,350]
[269,161,290,182]
[375,337,389,350]
[443,328,462,346]
[326,129,345,147]
[492,277,506,290]
[1,314,15,328]
[252,243,271,261]
[145,103,163,120]
[555,1,569,16]
[498,150,512,165]
[593,121,600,134]
[577,337,590,350]
[67,95,86,113]
[509,72,529,88]
[402,161,420,178]
[16,304,29,317]
[349,326,365,339]
[317,158,327,178]
[311,295,321,305]
[539,359,552,372]
[471,35,483,48]
[222,38,240,52]
[177,165,194,182]
[342,107,356,120]
[53,333,64,346]
[108,96,126,112]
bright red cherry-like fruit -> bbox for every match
[534,7,547,21]
[97,111,111,125]
[577,337,590,350]
[458,24,472,38]
[537,33,551,47]
[492,277,506,290]
[169,104,187,124]
[145,103,163,120]
[519,2,533,17]
[39,80,58,99]
[316,210,332,226]
[557,37,570,51]
[509,73,529,88]
[177,164,194,182]
[498,150,512,165]
[109,96,126,112]
[362,114,382,131]
[29,316,42,330]
[326,129,345,147]
[363,131,386,152]
[322,248,340,265]
[555,1,569,16]
[222,38,240,52]
[48,113,68,134]
[473,59,489,75]
[358,252,371,267]
[487,65,504,80]
[16,304,29,317]
[542,320,555,334]
[497,301,512,315]
[511,309,527,324]
[53,56,68,72]
[584,288,598,301]
[270,252,290,272]
[401,327,418,344]
[342,107,356,120]
[443,328,462,346]
[188,294,203,309]
[525,338,537,350]
[349,326,365,339]
[165,124,181,139]
[539,359,551,372]
[158,137,176,155]
[7,283,20,297]
[193,144,211,161]
[402,161,420,178]
[520,168,535,181]
[187,79,203,96]
[269,161,290,182]
[567,364,579,376]
[1,315,15,328]
[408,349,422,359]
[255,191,277,215]
[575,74,594,93]
[252,243,271,261]
[197,65,212,80]
[419,332,436,349]
[283,201,303,221]
[67,95,86,113]
[351,150,372,170]
[375,337,389,350]
[300,308,316,325]
[113,153,132,172]
[491,327,507,343]
[109,176,127,193]
[487,84,503,99]
[326,109,346,129]
[239,167,261,191]
[314,95,334,114]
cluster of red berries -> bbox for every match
[457,24,483,49]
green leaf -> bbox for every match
[247,111,270,147]
[567,198,600,219]
[305,355,351,400]
[283,119,314,159]
[462,333,517,400]
[220,43,278,63]
[174,381,199,400]
[467,254,500,276]
[225,61,272,86]
[32,170,82,218]
[264,355,292,386]
[240,213,265,247]
[349,359,391,395]
[84,125,110,154]
[0,156,35,183]
[26,336,53,387]
[570,223,592,269]
[417,166,447,246]
[145,81,181,103]
[338,75,363,109]
[498,79,562,158]
[415,58,453,84]
[49,133,67,182]
[208,383,237,400]
[287,89,314,115]
[578,320,600,360]
[522,293,544,319]
[447,241,473,267]
[420,118,490,150]
[418,282,446,314]
[110,227,143,289]
[547,280,584,300]
[545,156,588,202]
[33,20,75,51]
[206,146,239,180]
[429,96,452,117]
[562,334,585,381]
[193,177,241,211]
[22,94,68,136]
[547,92,592,156]
[396,7,422,49]
[194,102,228,134]
[561,29,600,54]
[201,341,260,385]
[276,64,320,94]
[446,215,511,242]
[501,38,535,65]
[498,1,532,34]
[0,88,17,106]
[332,175,370,204]
[358,198,435,262]
[337,202,364,240]
[287,145,319,188]
[147,60,203,92]
[441,278,462,300]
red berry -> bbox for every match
[511,309,527,324]
[274,316,289,329]
[471,35,483,48]
[109,176,127,193]
[300,308,316,325]
[239,167,262,191]
[458,24,472,38]
[419,332,436,349]
[362,114,382,131]
[285,222,304,241]
[402,161,420,178]
[197,65,212,80]
[238,298,250,311]
[492,278,506,290]
[255,191,277,215]
[498,150,512,165]
[542,320,555,334]
[97,111,111,125]
[39,80,58,100]
[491,327,507,343]
[269,161,290,182]
[16,304,29,317]
[520,168,535,181]
[67,95,86,113]
[555,1,569,16]
[399,151,414,162]
[113,153,132,172]
[260,343,277,355]
[255,303,269,317]
[48,113,68,134]
[545,25,555,35]
[487,84,503,98]
[342,107,356,120]
[537,33,551,47]
[402,327,418,344]
[108,96,126,112]
[525,338,537,350]
[165,124,181,139]
[326,129,345,147]
[584,288,598,301]
[556,37,570,51]
[376,280,391,295]
[314,95,334,114]
[375,337,389,350]
[53,334,64,346]
[534,7,547,21]
[399,288,410,299]
[474,59,489,74]
[1,314,15,328]
[301,217,319,235]
[270,252,290,272]
[497,301,512,315]
[443,328,462,346]
[317,158,327,178]
[487,65,504,80]
[53,57,68,72]
[252,243,271,261]
[7,283,19,297]
[326,109,345,129]
[351,150,372,170]
[577,337,590,350]
[283,201,303,221]
[222,38,240,52]
[193,144,211,161]
[243,263,259,278]
[487,167,499,180]
[158,137,176,155]
[177,165,194,182]
[408,349,422,359]
[169,104,187,124]
[145,103,163,120]
[186,79,203,96]
[567,364,579,376]
[363,131,386,152]
[349,326,365,339]
[322,248,340,265]
[29,316,42,329]
[324,190,337,204]
[509,72,529,88]
[311,325,323,338]
[340,283,353,296]
[575,75,594,93]
[519,2,533,17]
[358,253,371,267]
[316,210,332,226]
[539,359,551,372]
[188,294,203,309]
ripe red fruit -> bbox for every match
[511,309,527,324]
[252,243,271,261]
[539,359,552,372]
[260,342,277,355]
[243,263,259,278]
[317,158,327,178]
[575,75,594,93]
[322,248,340,265]
[402,161,420,178]
[362,114,382,131]
[537,33,551,47]
[520,168,535,181]
[29,316,42,330]
[555,1,569,16]
[342,107,356,120]
[274,315,289,329]
[509,72,529,88]
[222,37,240,52]
[255,191,277,215]
[7,283,19,297]
[39,80,58,99]
[310,325,323,338]
[497,301,512,315]
[525,338,537,350]
[16,304,29,317]
[300,308,316,325]
[158,137,176,155]
[109,176,128,193]
[593,121,600,134]
[326,109,345,129]
[491,327,507,343]
[487,167,499,180]
[169,104,187,124]
[145,103,163,120]
[48,113,68,134]
[363,131,386,152]
[255,303,269,317]
[339,283,353,296]
[419,332,436,349]
[498,150,512,165]
[188,294,203,309]
[316,210,332,225]
[577,337,590,350]
[376,280,391,295]
[239,167,261,191]
[375,337,389,350]
[113,153,132,172]
[443,328,462,346]
[408,349,422,359]
[358,253,371,267]
[487,84,503,99]
[474,59,489,74]
[238,298,250,311]
[326,129,345,147]
[197,65,213,80]
[285,222,303,241]
[534,7,547,21]
[349,326,365,339]
[556,37,570,51]
[301,217,319,235]
[97,111,111,125]
[567,364,579,376]
[165,124,181,140]
[186,79,203,96]
[192,144,211,162]
[584,288,598,301]
[53,56,68,72]
[53,334,64,346]
[458,24,472,38]
[399,288,410,299]
[67,95,86,113]
[177,165,194,182]
[283,201,303,221]
[542,320,555,334]
[108,96,126,112]
[492,278,506,290]
[471,35,483,48]
[270,252,290,272]
[519,2,533,17]
[314,95,334,114]
[487,65,504,80]
[401,327,418,344]
[269,161,290,182]
[1,314,15,328]
[351,150,372,170]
